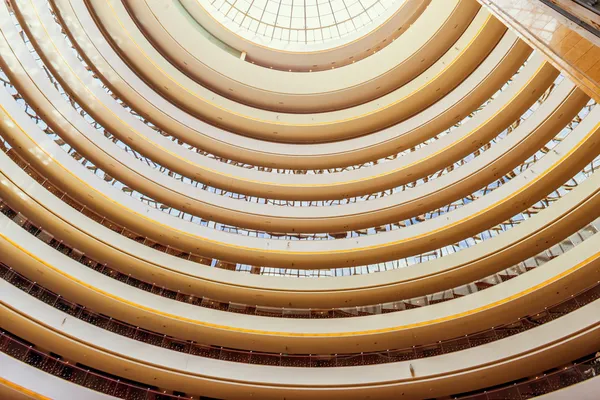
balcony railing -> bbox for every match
[1,261,599,369]
[1,196,598,319]
[0,331,190,399]
[1,127,598,277]
[1,315,599,399]
[48,2,533,175]
[455,353,600,399]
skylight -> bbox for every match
[200,0,406,50]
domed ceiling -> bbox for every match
[200,0,406,50]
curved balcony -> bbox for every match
[0,83,598,269]
[0,34,583,237]
[1,127,600,308]
[82,1,506,141]
[177,0,437,73]
[16,0,535,186]
[1,262,599,368]
[0,0,598,398]
[1,269,598,398]
[126,0,456,110]
[2,196,599,319]
[53,0,533,170]
[0,197,598,354]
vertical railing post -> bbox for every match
[516,382,523,399]
[81,371,89,387]
[23,346,31,364]
[124,385,130,399]
[26,280,35,293]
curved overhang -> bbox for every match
[178,0,431,72]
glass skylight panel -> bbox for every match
[201,0,405,48]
